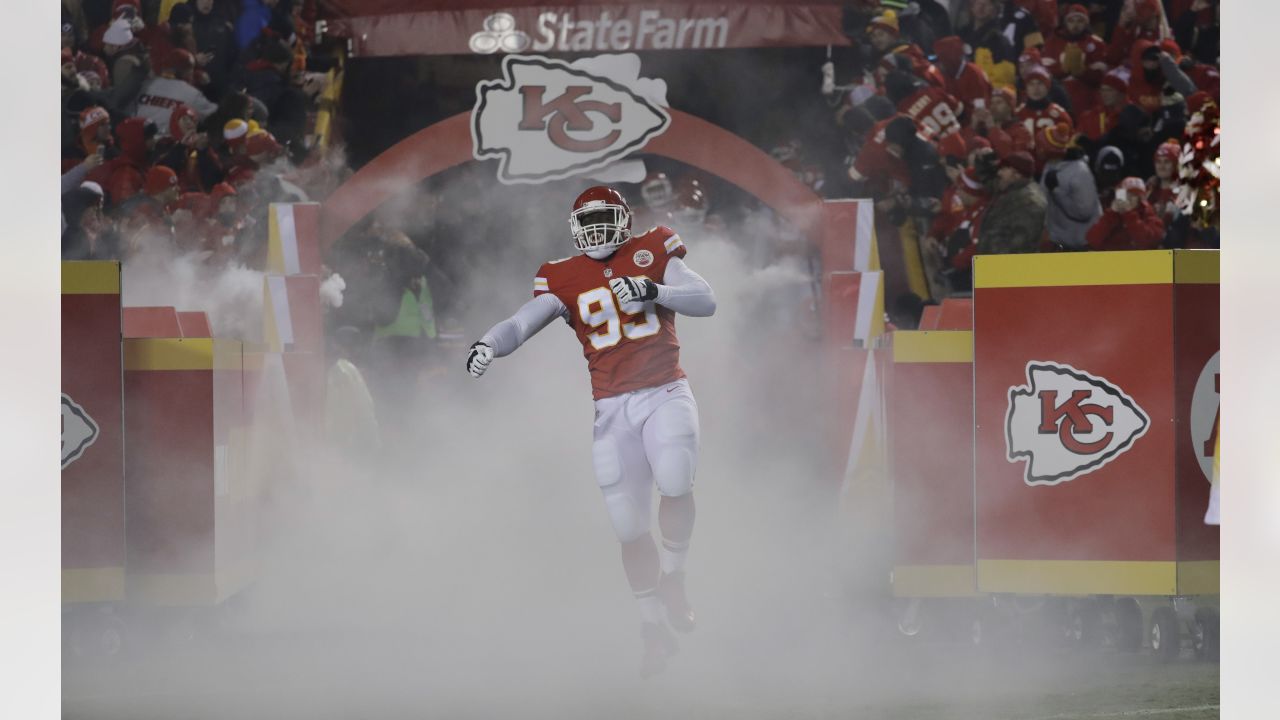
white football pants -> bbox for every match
[591,379,700,543]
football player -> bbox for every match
[466,186,716,678]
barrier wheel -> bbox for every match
[896,598,925,638]
[68,606,126,660]
[1150,606,1181,661]
[1113,598,1143,652]
[1193,608,1220,662]
[1067,601,1101,646]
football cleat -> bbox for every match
[640,621,679,679]
[658,571,696,633]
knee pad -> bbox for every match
[591,436,622,489]
[650,401,699,498]
[602,489,647,543]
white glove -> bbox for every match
[821,61,835,95]
[466,341,494,378]
[609,276,657,305]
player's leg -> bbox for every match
[641,383,701,632]
[592,402,677,676]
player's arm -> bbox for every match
[609,257,717,318]
[466,293,567,378]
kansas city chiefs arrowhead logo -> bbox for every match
[472,55,670,184]
[62,393,99,469]
[1006,361,1149,486]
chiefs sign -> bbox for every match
[472,54,670,184]
[1006,361,1150,486]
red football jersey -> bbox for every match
[897,86,963,142]
[535,226,688,400]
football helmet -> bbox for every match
[640,171,675,210]
[570,186,632,258]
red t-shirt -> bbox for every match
[535,226,688,400]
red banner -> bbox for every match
[324,4,850,58]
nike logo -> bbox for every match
[666,386,677,393]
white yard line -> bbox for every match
[1027,704,1220,719]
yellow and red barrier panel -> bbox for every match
[122,312,256,605]
[888,330,976,597]
[972,250,1219,596]
[62,261,126,604]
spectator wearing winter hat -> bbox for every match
[1016,48,1073,115]
[1041,4,1108,115]
[1171,0,1219,70]
[964,86,1033,159]
[98,16,152,117]
[1078,71,1135,144]
[88,0,145,54]
[1087,176,1165,251]
[1016,65,1074,155]
[77,105,113,158]
[977,151,1046,255]
[931,166,992,292]
[1039,127,1101,251]
[869,11,946,90]
[156,103,225,192]
[932,35,992,123]
[62,186,114,260]
[1147,140,1182,226]
[121,165,181,227]
[1106,0,1165,67]
[1129,41,1199,116]
[135,48,218,135]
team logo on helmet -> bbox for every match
[472,55,670,184]
[633,249,654,267]
[62,393,99,469]
[1005,361,1150,486]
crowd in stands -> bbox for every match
[60,0,340,265]
[804,0,1220,295]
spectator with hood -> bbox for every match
[933,35,991,123]
[1041,4,1108,114]
[1106,0,1165,67]
[867,10,944,89]
[1129,41,1198,116]
[157,103,224,192]
[97,116,158,205]
[62,186,115,260]
[1039,126,1101,250]
[1087,176,1164,251]
[977,151,1046,255]
[1147,140,1182,226]
[965,86,1032,158]
[1016,48,1074,116]
[1171,0,1219,72]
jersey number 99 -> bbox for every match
[578,284,660,350]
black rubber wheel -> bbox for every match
[1193,607,1220,662]
[1113,598,1143,652]
[1067,600,1101,647]
[1150,606,1181,661]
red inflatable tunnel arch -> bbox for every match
[319,109,826,251]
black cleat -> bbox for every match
[658,571,696,633]
[640,621,678,679]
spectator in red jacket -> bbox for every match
[1106,0,1164,67]
[1041,4,1108,114]
[1087,176,1165,251]
[933,35,992,122]
[97,117,158,206]
[964,86,1033,158]
[1016,65,1074,153]
[1077,71,1131,143]
[869,11,945,89]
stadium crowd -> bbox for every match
[59,0,342,265]
[811,0,1220,294]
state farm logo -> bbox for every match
[469,13,531,54]
[62,393,99,469]
[1006,361,1150,486]
[473,55,670,184]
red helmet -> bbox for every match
[570,186,632,256]
[640,171,674,209]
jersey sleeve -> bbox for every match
[653,225,687,260]
[533,262,553,298]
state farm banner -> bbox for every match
[325,5,850,58]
